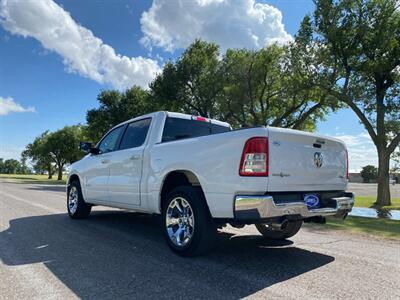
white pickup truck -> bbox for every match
[67,111,354,256]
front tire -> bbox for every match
[255,220,302,240]
[67,180,91,219]
[162,186,216,256]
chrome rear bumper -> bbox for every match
[234,192,354,220]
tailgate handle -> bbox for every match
[313,143,322,148]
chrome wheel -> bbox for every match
[68,186,78,215]
[166,197,195,247]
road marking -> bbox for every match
[0,190,60,214]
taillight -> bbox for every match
[345,149,349,180]
[239,137,268,176]
[192,116,208,122]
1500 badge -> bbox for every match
[272,172,291,177]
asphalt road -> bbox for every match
[347,182,400,198]
[0,181,399,300]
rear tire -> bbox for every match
[255,220,302,240]
[67,180,91,219]
[162,186,216,257]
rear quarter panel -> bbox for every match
[144,127,270,218]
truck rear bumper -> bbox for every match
[234,192,354,221]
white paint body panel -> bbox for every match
[268,127,347,191]
[107,147,143,206]
[81,154,110,202]
[68,111,348,219]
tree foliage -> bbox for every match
[0,158,28,174]
[150,39,334,129]
[24,132,54,179]
[150,40,224,118]
[220,43,337,129]
[86,87,157,141]
[44,126,86,180]
[86,40,336,141]
[360,165,378,183]
[24,126,86,180]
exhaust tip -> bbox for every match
[280,219,289,230]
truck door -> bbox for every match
[83,125,125,203]
[107,118,151,206]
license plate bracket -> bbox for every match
[303,194,320,209]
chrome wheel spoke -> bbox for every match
[174,226,183,245]
[68,186,78,214]
[187,211,194,227]
[166,217,180,226]
[166,197,195,247]
[175,200,183,213]
[184,225,192,240]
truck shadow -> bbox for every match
[26,184,66,193]
[0,211,334,299]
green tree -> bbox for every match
[32,161,48,175]
[2,159,21,174]
[24,132,54,179]
[24,126,85,180]
[150,39,334,129]
[150,40,224,118]
[307,0,400,206]
[360,165,378,183]
[221,47,284,127]
[44,125,86,180]
[86,86,156,141]
[220,44,335,128]
[18,151,31,174]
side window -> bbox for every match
[98,126,125,154]
[119,118,151,150]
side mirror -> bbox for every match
[79,141,93,153]
[89,147,100,155]
[80,142,100,155]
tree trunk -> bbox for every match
[374,79,391,206]
[376,148,391,206]
[47,164,53,179]
[57,164,63,181]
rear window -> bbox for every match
[162,117,230,142]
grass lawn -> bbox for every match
[306,216,400,241]
[355,196,400,210]
[0,174,66,185]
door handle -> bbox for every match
[101,159,110,164]
[130,155,141,160]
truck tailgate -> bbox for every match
[267,127,347,192]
